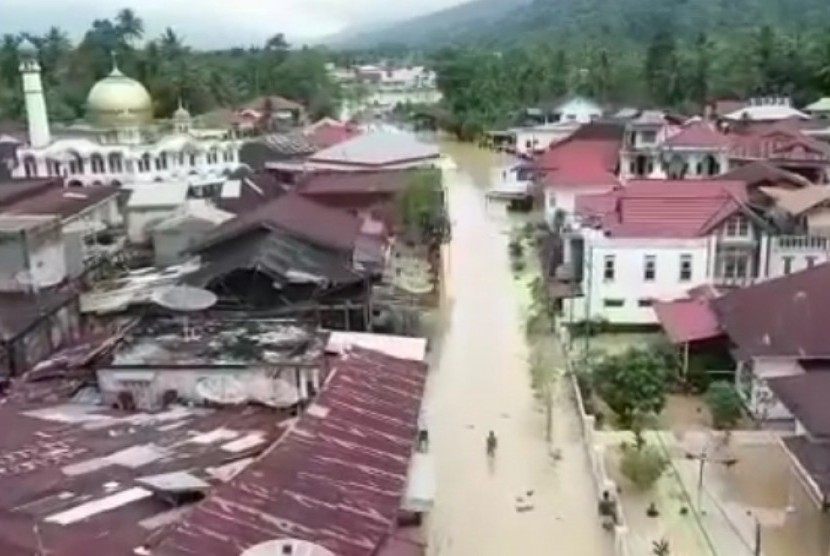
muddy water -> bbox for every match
[423,140,613,556]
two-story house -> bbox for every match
[562,179,762,325]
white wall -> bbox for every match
[0,228,66,291]
[556,98,603,124]
[544,185,617,226]
[127,206,180,244]
[572,235,710,325]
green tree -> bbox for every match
[592,347,668,428]
[620,434,669,490]
[705,382,744,431]
[115,8,144,45]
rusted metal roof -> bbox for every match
[152,347,428,556]
[0,386,288,555]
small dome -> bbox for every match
[86,66,153,128]
[174,104,191,120]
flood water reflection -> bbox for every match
[423,139,613,556]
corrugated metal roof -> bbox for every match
[712,262,830,358]
[535,135,621,189]
[127,182,189,208]
[310,132,439,167]
[153,347,428,556]
[663,120,730,148]
[653,298,722,344]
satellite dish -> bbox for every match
[151,286,217,340]
[241,540,336,556]
[152,285,217,312]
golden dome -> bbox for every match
[86,66,153,128]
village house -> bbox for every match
[187,193,388,325]
[537,122,624,225]
[124,181,189,244]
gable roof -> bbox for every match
[299,169,418,196]
[663,120,730,149]
[729,124,830,162]
[718,160,812,188]
[576,180,748,238]
[152,347,428,556]
[306,121,362,149]
[198,193,362,253]
[215,173,289,215]
[309,132,439,167]
[535,131,622,189]
[711,263,830,358]
[759,185,830,216]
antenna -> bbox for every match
[151,285,217,340]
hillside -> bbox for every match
[333,0,830,49]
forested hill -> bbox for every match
[334,0,830,49]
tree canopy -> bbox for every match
[592,347,668,428]
[0,10,342,124]
[431,25,830,139]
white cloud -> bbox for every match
[0,0,469,48]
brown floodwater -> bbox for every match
[423,140,613,556]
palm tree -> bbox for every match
[115,8,144,45]
[160,28,185,57]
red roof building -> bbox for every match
[575,179,748,238]
[535,137,622,189]
[307,121,362,150]
[663,120,731,149]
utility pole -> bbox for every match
[685,449,738,512]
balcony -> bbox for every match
[774,235,830,251]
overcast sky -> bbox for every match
[0,0,467,48]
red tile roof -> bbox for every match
[200,193,363,252]
[153,347,428,556]
[308,122,362,149]
[535,135,621,189]
[653,297,722,344]
[663,120,730,149]
[575,180,747,238]
[712,262,830,358]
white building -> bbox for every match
[562,180,767,325]
[722,97,810,122]
[9,43,242,188]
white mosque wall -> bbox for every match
[12,138,242,188]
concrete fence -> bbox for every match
[559,325,633,556]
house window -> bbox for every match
[723,254,749,278]
[603,255,615,281]
[640,130,657,144]
[108,152,123,173]
[638,299,654,308]
[643,255,656,281]
[782,256,793,274]
[806,256,817,268]
[724,215,750,237]
[603,298,625,308]
[679,254,693,281]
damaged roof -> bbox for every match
[110,318,325,367]
[0,178,120,220]
[152,347,428,556]
[0,384,289,556]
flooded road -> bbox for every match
[424,141,613,556]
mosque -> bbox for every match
[9,43,242,187]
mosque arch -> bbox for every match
[23,156,37,178]
[90,153,106,174]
